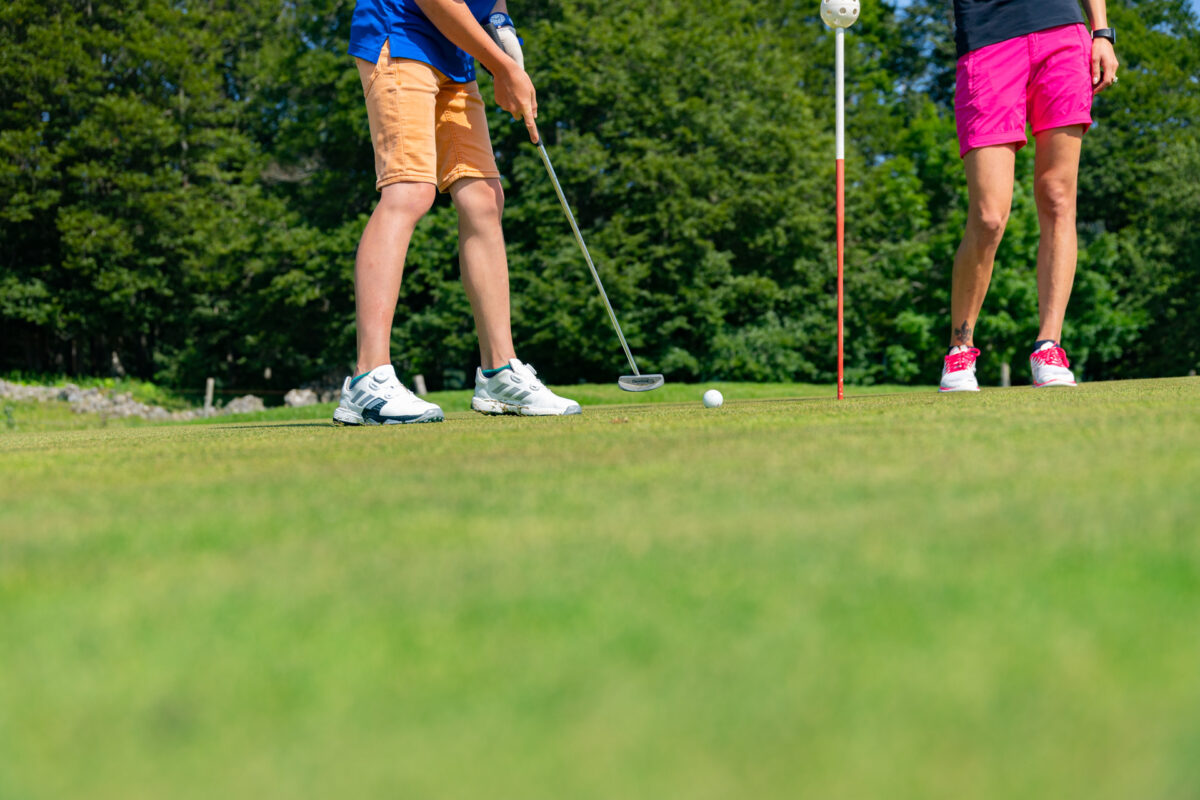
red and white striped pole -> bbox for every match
[821,0,859,400]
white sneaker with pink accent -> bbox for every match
[1030,342,1077,388]
[939,347,981,393]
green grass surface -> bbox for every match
[1,381,923,432]
[2,378,1199,798]
[189,380,925,424]
[0,399,159,433]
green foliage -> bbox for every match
[2,0,1198,388]
[1078,1,1200,377]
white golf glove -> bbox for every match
[484,12,524,70]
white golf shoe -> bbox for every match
[1030,342,1078,388]
[471,359,582,416]
[332,364,444,425]
[939,347,981,392]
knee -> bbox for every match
[377,182,437,221]
[452,178,505,222]
[1035,177,1076,221]
[969,206,1009,247]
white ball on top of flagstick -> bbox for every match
[820,0,861,28]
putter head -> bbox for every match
[619,374,665,392]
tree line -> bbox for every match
[2,0,1198,391]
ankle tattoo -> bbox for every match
[953,319,973,346]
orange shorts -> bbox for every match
[356,41,500,192]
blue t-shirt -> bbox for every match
[349,0,496,83]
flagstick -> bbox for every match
[835,26,845,401]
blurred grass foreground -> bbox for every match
[2,377,1199,798]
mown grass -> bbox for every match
[0,381,924,431]
[1,378,1198,799]
[0,399,160,433]
[181,380,927,424]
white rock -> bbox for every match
[0,378,205,422]
[284,388,319,408]
[221,395,266,416]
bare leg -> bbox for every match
[1032,126,1084,343]
[451,177,517,370]
[949,144,1018,347]
[354,182,436,375]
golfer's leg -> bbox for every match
[1032,126,1084,343]
[950,144,1017,347]
[355,182,436,375]
[451,177,517,370]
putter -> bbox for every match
[484,21,662,392]
[535,140,665,392]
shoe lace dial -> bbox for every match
[511,362,544,391]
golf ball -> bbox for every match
[702,389,724,408]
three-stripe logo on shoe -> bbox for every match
[492,385,531,402]
[351,383,390,409]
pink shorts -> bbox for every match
[955,24,1093,158]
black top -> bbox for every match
[953,0,1086,58]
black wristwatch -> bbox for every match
[1092,27,1116,44]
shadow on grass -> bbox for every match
[213,422,334,430]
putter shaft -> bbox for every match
[536,141,641,378]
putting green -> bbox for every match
[2,378,1198,799]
